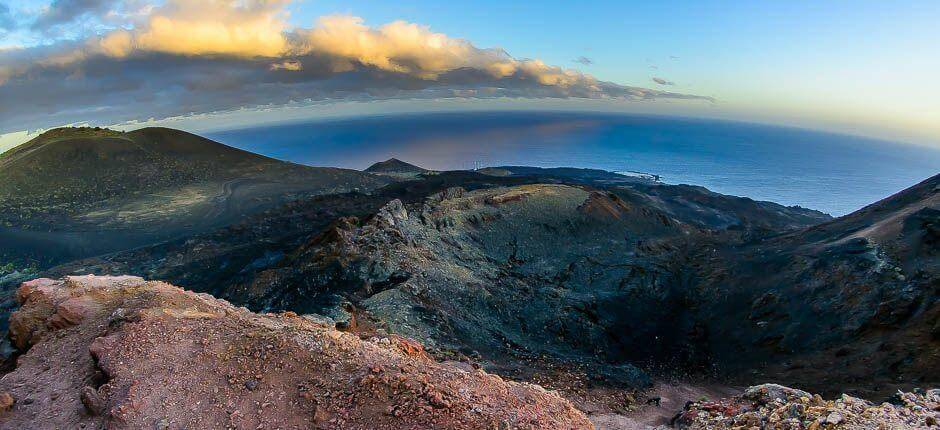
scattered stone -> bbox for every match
[0,392,14,413]
[826,411,844,425]
[80,386,105,415]
[743,383,811,404]
[674,383,940,430]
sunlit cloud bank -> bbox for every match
[0,0,712,133]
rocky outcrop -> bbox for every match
[231,177,938,399]
[230,184,723,393]
[692,174,940,398]
[0,275,592,429]
[672,383,939,429]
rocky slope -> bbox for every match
[0,275,591,429]
[0,127,387,269]
[672,383,939,429]
[691,173,940,398]
[0,127,385,211]
[215,174,936,402]
[36,172,541,304]
[220,181,831,390]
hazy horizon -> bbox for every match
[206,111,940,216]
[6,104,940,156]
[2,1,939,147]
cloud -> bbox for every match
[652,77,674,86]
[574,56,592,65]
[0,0,712,132]
[269,59,302,71]
[111,0,289,57]
[31,0,118,31]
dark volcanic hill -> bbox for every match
[1,127,278,206]
[0,127,388,269]
[365,158,431,179]
[0,127,385,219]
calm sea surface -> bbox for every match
[208,111,940,216]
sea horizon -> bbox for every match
[208,111,940,216]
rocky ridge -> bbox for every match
[690,173,940,398]
[227,181,838,395]
[238,185,697,375]
[226,175,938,401]
[0,275,592,429]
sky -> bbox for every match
[1,0,939,151]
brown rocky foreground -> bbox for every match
[0,275,592,429]
[1,275,937,430]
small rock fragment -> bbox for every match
[80,386,105,415]
[825,411,844,425]
[0,392,15,413]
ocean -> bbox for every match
[207,111,940,216]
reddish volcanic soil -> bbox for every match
[0,275,592,430]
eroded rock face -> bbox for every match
[673,383,940,429]
[0,275,593,430]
